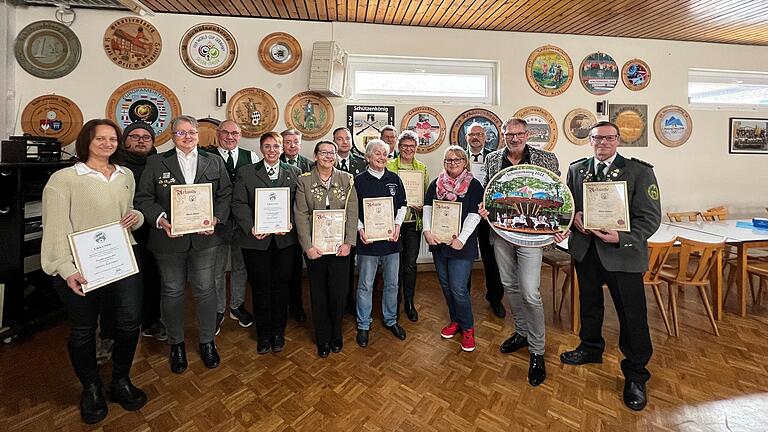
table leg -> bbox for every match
[570,260,580,334]
[737,244,747,317]
[710,248,723,320]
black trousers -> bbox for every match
[575,241,653,383]
[467,218,504,304]
[398,221,421,304]
[242,241,296,340]
[55,270,142,387]
[288,245,305,313]
[346,246,357,306]
[306,254,350,345]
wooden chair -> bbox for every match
[542,249,571,315]
[659,238,724,337]
[644,239,676,336]
[701,206,728,221]
[667,211,701,222]
[747,261,768,305]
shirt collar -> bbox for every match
[595,154,617,170]
[176,147,198,159]
[264,160,280,170]
[219,146,238,156]
[74,162,126,176]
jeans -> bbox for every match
[214,241,247,313]
[153,246,218,345]
[491,231,546,355]
[356,253,399,330]
[433,254,474,330]
[398,221,421,304]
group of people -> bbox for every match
[41,113,661,424]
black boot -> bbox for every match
[80,383,108,424]
[109,377,147,411]
[111,328,140,384]
[404,297,419,322]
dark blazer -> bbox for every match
[466,146,492,163]
[294,168,358,252]
[231,160,301,251]
[336,153,367,176]
[566,154,662,273]
[281,153,315,174]
[134,148,232,253]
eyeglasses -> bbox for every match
[94,136,118,144]
[174,130,199,138]
[317,150,336,157]
[399,144,416,150]
[127,134,152,142]
[444,158,465,165]
[218,130,240,137]
[503,132,527,139]
[590,135,619,143]
[468,132,484,137]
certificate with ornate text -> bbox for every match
[170,183,214,235]
[363,197,395,241]
[398,170,424,206]
[583,181,631,232]
[312,209,345,255]
[255,187,290,234]
[68,221,139,293]
[431,200,463,243]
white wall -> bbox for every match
[1,0,14,138]
[7,6,768,216]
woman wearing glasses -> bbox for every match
[41,119,147,424]
[422,145,485,352]
[231,132,301,354]
[386,131,429,322]
[294,140,358,357]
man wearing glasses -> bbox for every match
[135,115,232,374]
[483,117,559,387]
[559,121,661,411]
[380,125,399,159]
[201,120,260,333]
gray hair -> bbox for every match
[380,125,398,136]
[365,139,389,159]
[443,145,468,165]
[465,122,485,136]
[397,130,418,145]
[281,128,302,139]
[501,117,527,131]
[217,119,240,132]
[171,115,198,130]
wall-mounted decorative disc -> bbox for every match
[563,108,597,145]
[285,91,334,140]
[14,20,81,79]
[654,105,692,148]
[400,106,446,153]
[103,17,162,69]
[227,87,279,138]
[525,45,573,97]
[258,32,302,75]
[20,94,83,145]
[450,108,503,152]
[513,106,558,151]
[179,23,238,78]
[106,79,182,145]
[621,59,651,91]
[579,52,618,95]
[609,104,648,147]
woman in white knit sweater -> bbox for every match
[41,119,147,424]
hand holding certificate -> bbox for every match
[362,197,395,241]
[431,200,462,243]
[582,181,631,232]
[312,210,345,254]
[254,187,291,234]
[399,170,424,207]
[68,221,139,293]
[170,184,214,235]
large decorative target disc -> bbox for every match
[179,23,238,78]
[400,106,446,153]
[15,20,81,79]
[227,87,279,138]
[20,94,83,145]
[103,17,162,69]
[285,91,334,140]
[514,106,558,151]
[106,79,182,145]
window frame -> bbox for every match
[688,68,768,111]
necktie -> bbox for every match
[340,159,348,171]
[225,150,235,174]
[472,153,480,162]
[595,161,607,181]
[288,159,296,165]
[267,167,275,177]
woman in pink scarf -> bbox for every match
[423,146,485,352]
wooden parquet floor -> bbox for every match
[2,270,768,432]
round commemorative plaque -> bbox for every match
[450,108,503,152]
[227,87,279,138]
[579,52,619,95]
[525,45,573,97]
[484,164,574,248]
[258,32,302,75]
[622,59,651,91]
[14,20,81,79]
[20,94,84,145]
[106,79,182,145]
[400,106,446,153]
[514,106,558,151]
[103,17,162,69]
[654,105,692,148]
[285,91,334,140]
[563,108,597,146]
[179,23,238,78]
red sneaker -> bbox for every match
[461,329,476,352]
[440,322,460,338]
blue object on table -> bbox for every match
[754,218,768,228]
[736,220,768,232]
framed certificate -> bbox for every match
[363,197,395,241]
[67,221,139,293]
[470,162,486,185]
[255,187,291,234]
[432,200,462,243]
[312,210,345,255]
[170,184,214,235]
[583,181,631,232]
[398,170,424,207]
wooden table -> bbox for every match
[667,219,768,317]
[560,223,726,334]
